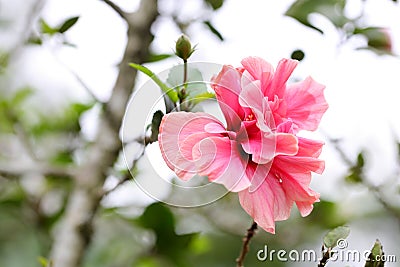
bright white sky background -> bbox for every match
[1,0,400,264]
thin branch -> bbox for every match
[318,246,332,267]
[101,0,128,20]
[236,221,258,267]
[13,120,39,160]
[325,134,400,222]
[102,147,145,197]
[0,162,74,178]
[51,52,103,103]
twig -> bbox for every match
[102,147,145,197]
[0,162,74,178]
[325,134,400,222]
[13,119,39,160]
[51,53,103,103]
[318,246,331,267]
[101,0,128,20]
[236,221,258,267]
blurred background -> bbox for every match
[0,0,399,266]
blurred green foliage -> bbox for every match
[286,0,395,55]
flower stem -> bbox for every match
[318,246,331,267]
[183,58,188,87]
[236,221,258,267]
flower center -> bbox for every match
[244,113,254,121]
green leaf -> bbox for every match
[203,20,224,41]
[285,0,348,34]
[30,101,94,136]
[51,150,74,165]
[129,63,178,103]
[136,203,197,265]
[354,27,392,54]
[27,36,43,45]
[58,16,79,33]
[345,151,365,183]
[204,0,224,10]
[0,52,10,72]
[189,234,211,254]
[166,65,215,110]
[40,19,58,35]
[11,87,34,106]
[305,200,347,228]
[364,240,385,267]
[323,225,350,249]
[166,65,207,97]
[38,256,52,267]
[146,53,173,63]
[357,152,365,168]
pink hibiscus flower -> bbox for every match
[158,56,328,233]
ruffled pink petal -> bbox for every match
[238,178,275,233]
[212,65,244,131]
[192,136,250,192]
[266,58,298,99]
[275,133,298,156]
[274,155,325,175]
[284,76,328,131]
[158,112,224,181]
[274,167,320,217]
[239,164,294,233]
[241,56,274,90]
[296,137,324,158]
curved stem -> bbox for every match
[236,221,258,267]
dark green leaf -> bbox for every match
[285,0,348,34]
[364,240,385,267]
[323,225,350,249]
[203,20,224,41]
[136,203,198,265]
[204,0,224,10]
[291,49,305,61]
[137,202,175,234]
[357,152,365,168]
[58,16,79,33]
[146,53,173,63]
[345,151,365,183]
[27,36,43,45]
[149,110,164,143]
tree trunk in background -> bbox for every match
[49,1,159,266]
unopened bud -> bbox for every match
[175,34,195,61]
